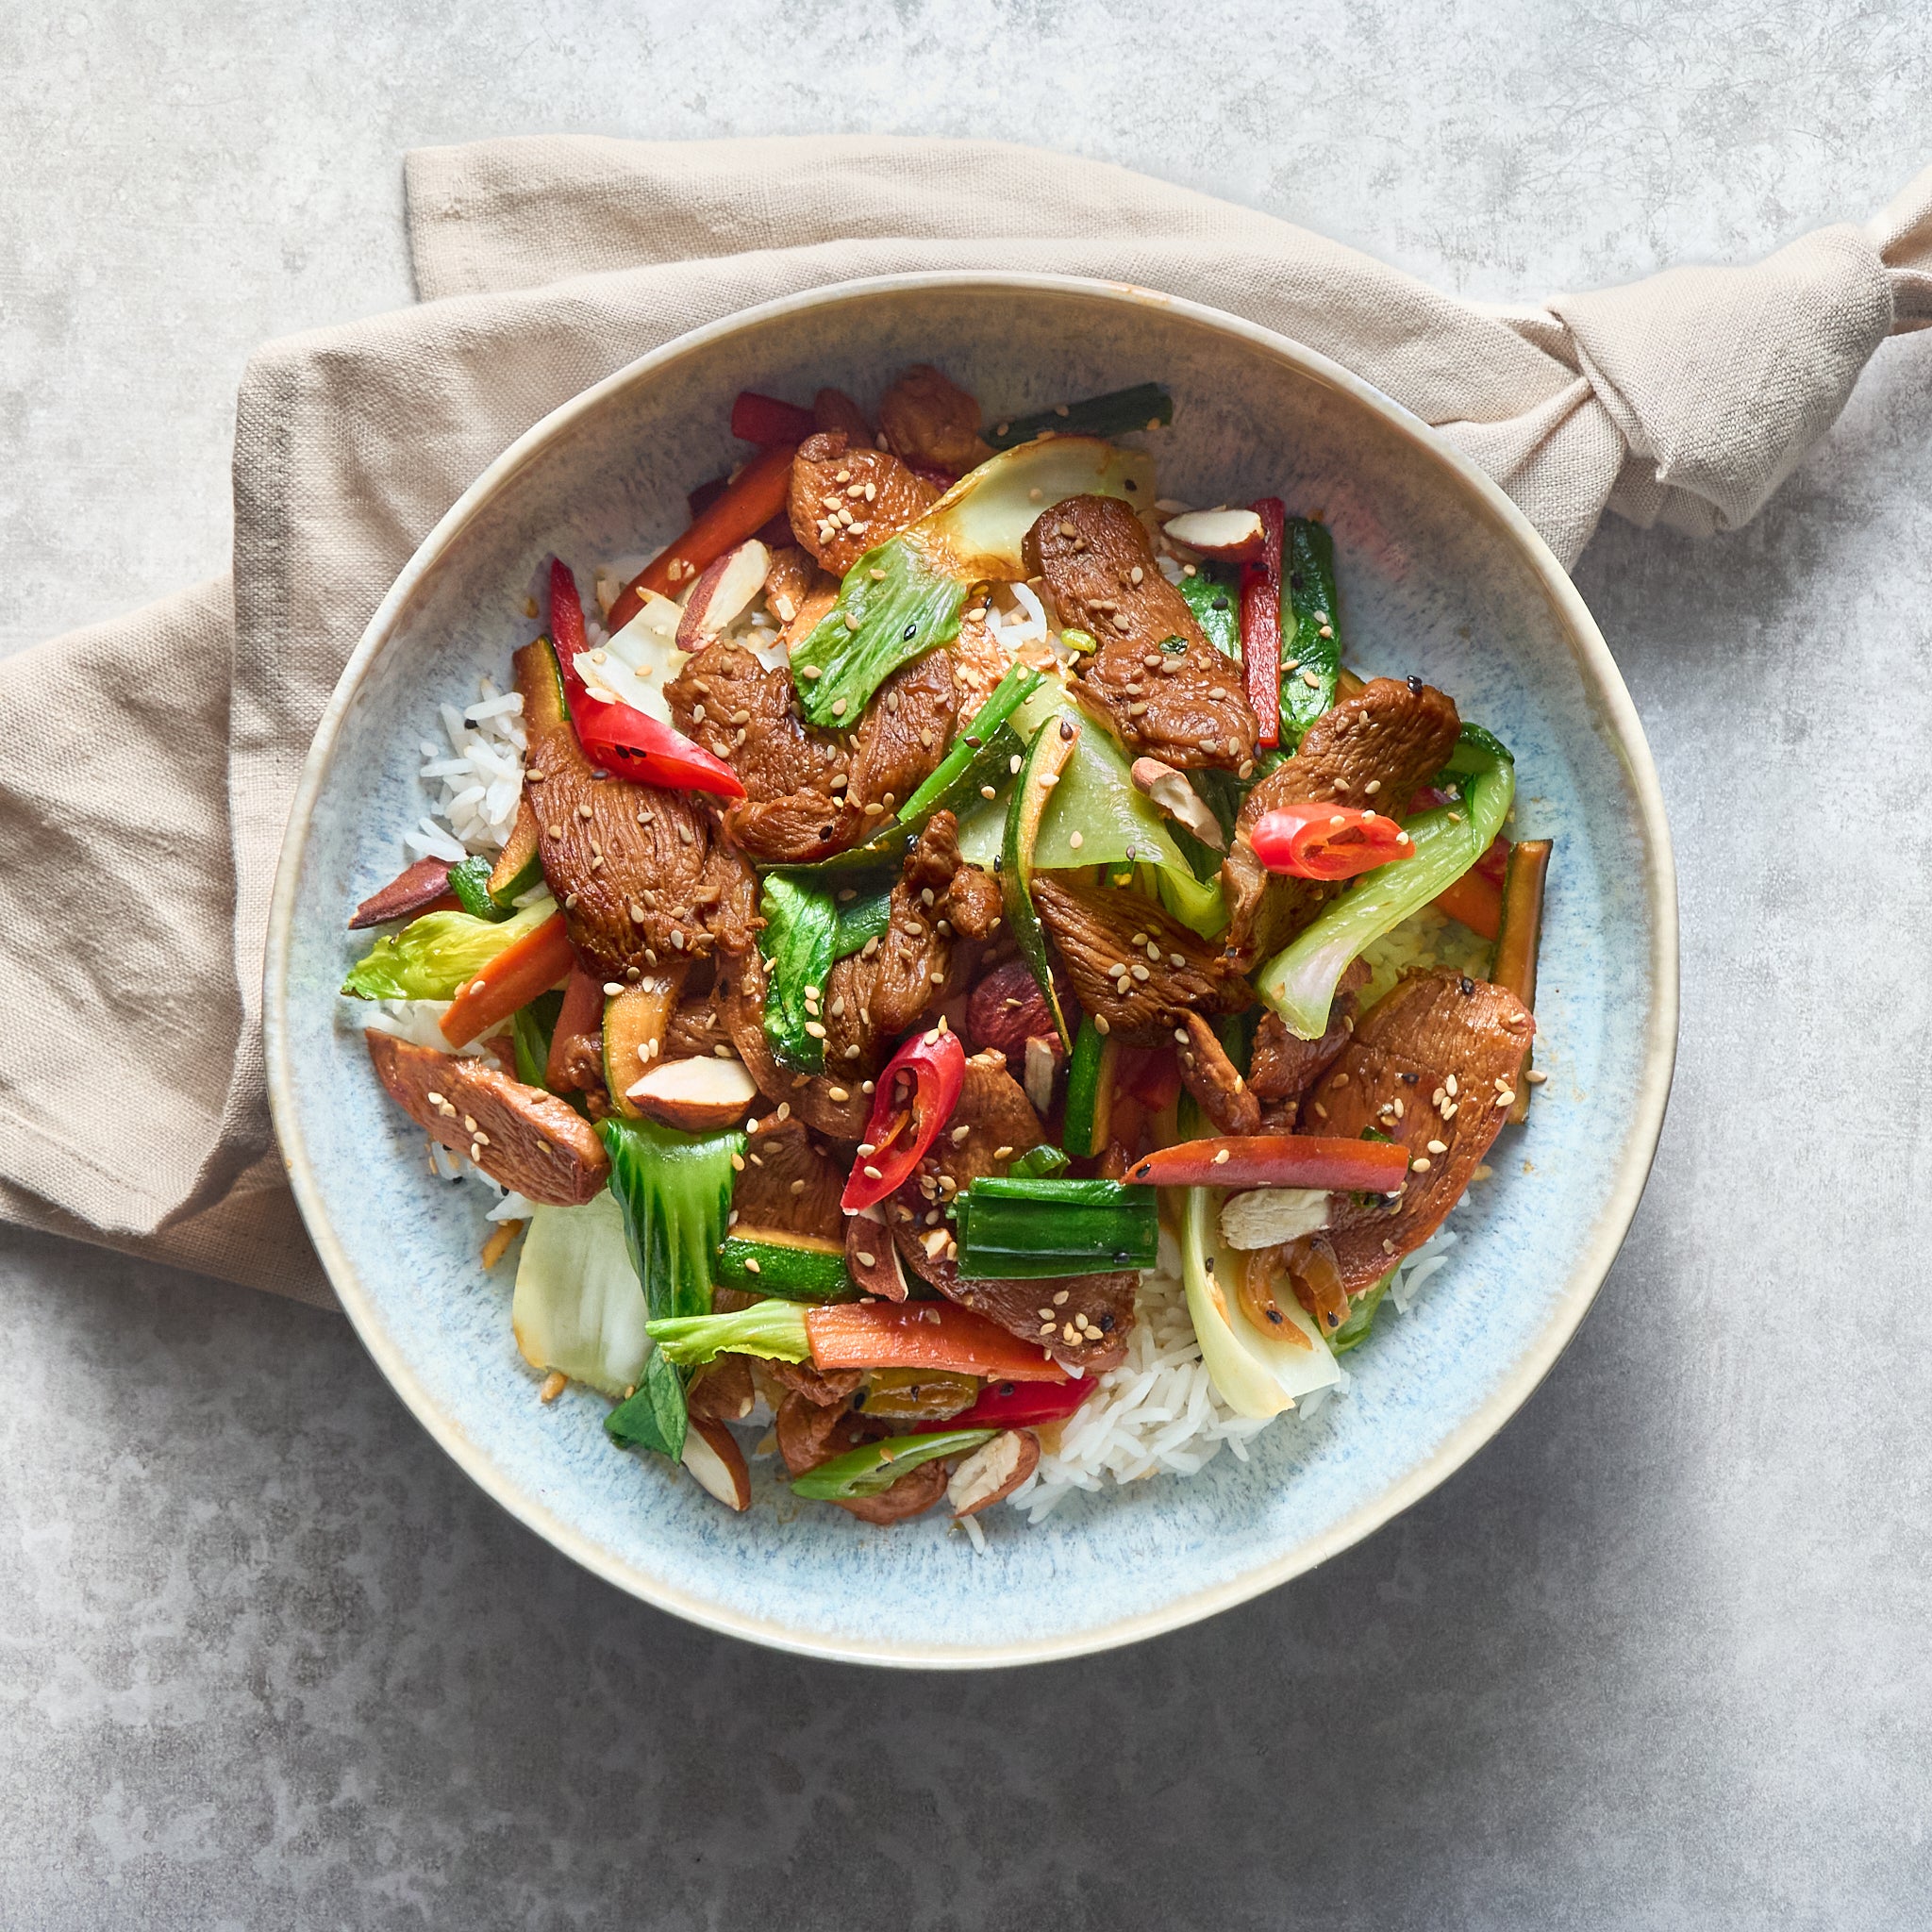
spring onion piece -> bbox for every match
[341,893,561,1003]
[1002,712,1080,1050]
[986,382,1174,450]
[758,873,838,1074]
[791,438,1153,726]
[1329,1268,1395,1355]
[1280,517,1342,746]
[596,1116,743,1461]
[1257,725,1516,1039]
[1007,1143,1072,1179]
[954,1177,1159,1279]
[791,1428,999,1502]
[510,1191,651,1400]
[1180,1186,1340,1418]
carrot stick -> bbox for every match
[440,913,575,1048]
[608,442,797,626]
[804,1302,1070,1382]
[544,964,606,1091]
[1124,1134,1411,1192]
[1491,839,1552,1122]
[1433,867,1503,941]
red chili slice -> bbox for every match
[841,1027,968,1212]
[729,390,817,445]
[1249,802,1414,881]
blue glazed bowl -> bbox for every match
[264,275,1675,1666]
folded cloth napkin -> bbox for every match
[3,136,1926,1309]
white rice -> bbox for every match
[406,676,527,860]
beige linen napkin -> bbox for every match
[3,135,1926,1309]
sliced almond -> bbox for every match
[1161,507,1265,560]
[1130,756,1226,850]
[682,1417,752,1511]
[948,1429,1041,1518]
[675,539,772,649]
[625,1054,758,1131]
[1219,1187,1331,1251]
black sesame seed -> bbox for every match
[850,1390,866,1410]
[1098,1313,1114,1332]
[1460,975,1475,995]
[1400,1071,1419,1085]
[903,624,918,641]
[1407,675,1424,695]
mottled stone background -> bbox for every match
[3,4,1929,1926]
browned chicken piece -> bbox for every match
[1031,876,1253,1047]
[950,601,1017,709]
[885,1049,1135,1372]
[719,946,873,1140]
[365,1032,609,1206]
[776,1390,873,1473]
[813,387,872,442]
[734,1114,847,1241]
[788,430,940,576]
[1304,968,1534,1292]
[1174,1010,1260,1137]
[1024,496,1257,773]
[836,1458,951,1525]
[667,640,957,867]
[514,641,756,978]
[827,812,1001,1058]
[768,1358,866,1411]
[687,1353,757,1425]
[1222,677,1461,966]
[1248,959,1372,1105]
[877,364,991,475]
[761,544,819,627]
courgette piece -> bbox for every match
[487,794,544,905]
[759,873,839,1074]
[716,1229,857,1302]
[1000,713,1079,1050]
[446,855,506,921]
[1008,1143,1071,1180]
[596,1116,744,1462]
[1280,519,1341,747]
[1176,559,1241,659]
[1061,1016,1117,1159]
[986,382,1173,451]
[954,1177,1158,1278]
[602,968,686,1119]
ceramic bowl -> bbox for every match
[264,274,1676,1666]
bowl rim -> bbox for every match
[263,268,1678,1668]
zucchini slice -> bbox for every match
[1061,1015,1117,1159]
[716,1228,857,1303]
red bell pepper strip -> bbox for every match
[1240,496,1287,750]
[841,1025,968,1211]
[608,441,798,625]
[730,391,817,445]
[804,1301,1071,1382]
[348,857,458,929]
[544,963,606,1091]
[440,912,577,1048]
[1124,1134,1411,1193]
[1434,868,1503,941]
[1118,1043,1182,1112]
[946,1374,1097,1431]
[1250,802,1416,882]
[548,561,745,799]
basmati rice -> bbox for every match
[407,676,527,859]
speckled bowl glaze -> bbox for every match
[265,275,1676,1666]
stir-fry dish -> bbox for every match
[342,368,1553,1535]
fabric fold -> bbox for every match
[3,134,1927,1305]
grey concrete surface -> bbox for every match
[3,3,1930,1927]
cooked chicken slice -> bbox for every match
[687,1353,757,1424]
[776,1390,874,1473]
[1031,876,1252,1046]
[788,430,940,576]
[950,601,1018,709]
[667,640,957,867]
[514,641,756,978]
[813,387,872,442]
[835,1457,951,1525]
[734,1115,847,1241]
[1175,1011,1260,1137]
[1024,495,1257,773]
[1305,968,1534,1291]
[1248,959,1372,1106]
[1222,676,1461,966]
[762,544,819,627]
[366,1032,609,1206]
[877,364,991,475]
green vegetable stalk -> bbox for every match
[953,1177,1158,1279]
[646,1298,812,1371]
[341,892,558,1002]
[596,1116,744,1461]
[1257,725,1516,1039]
[1176,560,1241,659]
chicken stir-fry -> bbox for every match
[342,365,1552,1530]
